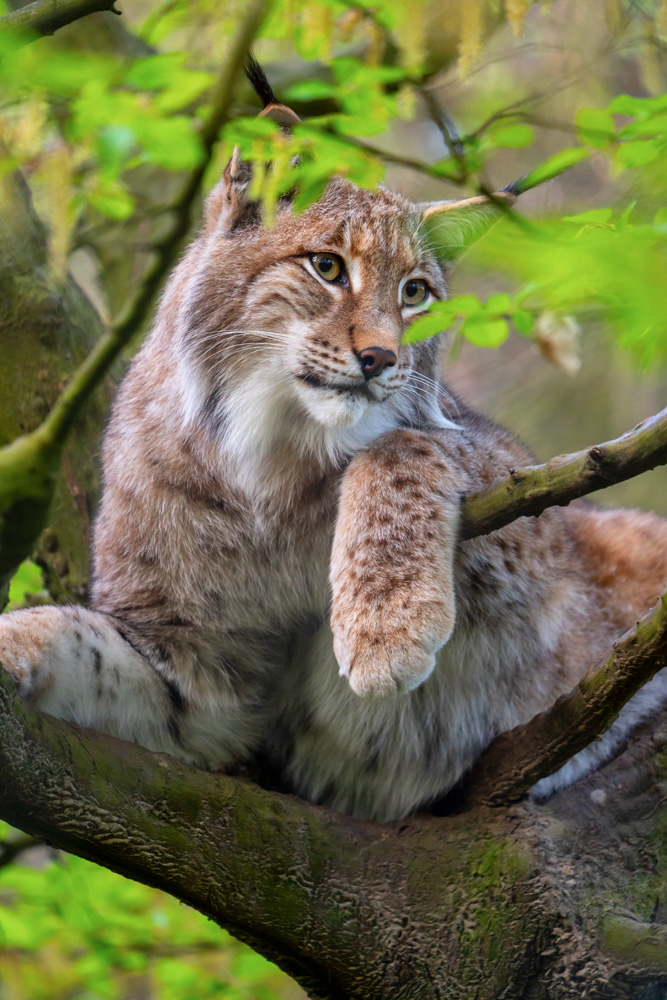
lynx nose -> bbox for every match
[358,347,397,380]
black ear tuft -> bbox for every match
[245,54,279,110]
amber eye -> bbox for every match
[310,253,343,282]
[402,278,429,307]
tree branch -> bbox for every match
[466,591,667,807]
[1,665,663,998]
[0,0,120,52]
[41,0,273,449]
[460,406,667,541]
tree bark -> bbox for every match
[0,669,665,999]
[0,171,112,603]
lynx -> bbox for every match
[1,62,666,821]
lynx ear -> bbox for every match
[204,57,300,237]
[418,190,516,261]
[204,146,249,236]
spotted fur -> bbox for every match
[1,156,666,820]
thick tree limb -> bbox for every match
[1,666,665,998]
[0,0,120,52]
[460,406,667,540]
[466,591,667,807]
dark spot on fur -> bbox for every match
[167,715,182,743]
[202,388,226,435]
[74,631,82,642]
[113,622,144,658]
[364,737,381,773]
[92,648,102,674]
[162,676,185,713]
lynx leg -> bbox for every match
[331,429,461,698]
[0,605,239,768]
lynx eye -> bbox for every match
[402,279,429,307]
[310,253,343,282]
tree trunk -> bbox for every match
[0,171,113,603]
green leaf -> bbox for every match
[7,560,44,608]
[562,208,613,225]
[609,94,667,115]
[615,139,663,169]
[88,184,135,220]
[402,309,454,343]
[576,107,615,148]
[619,114,667,139]
[513,307,534,335]
[485,293,512,315]
[489,123,534,148]
[125,52,186,90]
[283,79,336,101]
[462,317,509,347]
[135,116,203,170]
[512,147,589,194]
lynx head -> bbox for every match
[173,60,513,473]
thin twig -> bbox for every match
[460,407,667,541]
[0,0,120,53]
[466,591,667,807]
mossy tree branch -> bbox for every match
[0,0,121,52]
[460,406,667,541]
[466,591,667,807]
[1,665,665,999]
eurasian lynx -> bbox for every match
[1,63,666,821]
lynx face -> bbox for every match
[176,179,452,475]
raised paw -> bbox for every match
[330,429,461,699]
[331,588,456,698]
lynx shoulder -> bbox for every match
[1,62,665,821]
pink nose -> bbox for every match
[358,347,397,380]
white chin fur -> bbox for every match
[294,382,370,429]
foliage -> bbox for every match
[0,823,303,1000]
[0,0,664,362]
[5,560,45,611]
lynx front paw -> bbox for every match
[332,598,455,699]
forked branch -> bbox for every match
[467,591,667,807]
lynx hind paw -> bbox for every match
[0,607,62,697]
